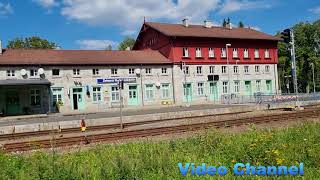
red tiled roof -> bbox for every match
[0,49,171,65]
[145,22,280,41]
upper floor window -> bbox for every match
[254,49,260,58]
[265,65,270,73]
[184,66,189,75]
[265,49,270,58]
[111,68,118,75]
[244,66,249,74]
[129,68,135,75]
[244,48,249,58]
[92,69,99,75]
[161,67,168,74]
[7,70,15,77]
[221,48,226,58]
[52,69,60,76]
[255,65,260,73]
[73,69,80,76]
[208,48,215,58]
[145,68,152,74]
[233,66,239,74]
[195,48,202,58]
[30,69,38,77]
[209,66,215,74]
[233,48,238,58]
[196,66,202,75]
[222,66,227,74]
[182,47,189,57]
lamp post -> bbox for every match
[226,43,231,104]
[311,63,316,94]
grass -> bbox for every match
[0,122,319,179]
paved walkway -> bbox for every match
[0,104,244,127]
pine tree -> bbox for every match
[239,21,244,28]
[222,19,227,27]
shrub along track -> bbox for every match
[2,106,320,152]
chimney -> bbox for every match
[182,18,189,27]
[204,20,213,28]
[0,40,2,55]
[226,22,232,30]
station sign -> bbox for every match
[97,77,137,84]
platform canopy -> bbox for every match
[0,79,51,86]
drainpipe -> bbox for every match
[171,63,176,105]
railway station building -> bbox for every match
[0,20,280,116]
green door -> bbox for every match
[72,88,85,110]
[245,81,252,96]
[183,83,192,102]
[6,91,20,115]
[128,85,139,105]
[266,80,272,95]
[209,82,219,101]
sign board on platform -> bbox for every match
[97,77,136,84]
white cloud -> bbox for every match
[218,0,271,14]
[76,39,118,50]
[33,0,59,8]
[60,0,220,34]
[249,26,261,31]
[0,2,13,16]
[309,6,320,14]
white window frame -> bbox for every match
[222,66,227,74]
[196,66,202,75]
[265,65,270,73]
[129,68,135,75]
[145,84,154,100]
[197,82,204,96]
[73,69,80,76]
[161,83,170,99]
[265,49,270,58]
[161,67,168,75]
[92,68,99,76]
[145,68,152,74]
[52,87,63,106]
[244,66,249,74]
[221,48,226,58]
[244,48,249,58]
[233,66,239,74]
[195,48,202,58]
[92,86,102,102]
[222,82,228,94]
[208,48,215,58]
[30,89,41,106]
[209,66,215,74]
[254,49,260,58]
[111,86,120,102]
[234,81,240,94]
[111,68,118,75]
[30,69,39,77]
[182,47,189,57]
[255,65,260,73]
[233,48,238,58]
[6,70,15,77]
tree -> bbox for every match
[238,21,244,28]
[7,36,57,49]
[222,19,227,27]
[118,37,136,50]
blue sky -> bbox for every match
[0,0,319,50]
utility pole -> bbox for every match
[290,30,300,108]
[311,63,316,93]
[118,80,124,129]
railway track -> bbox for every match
[3,107,320,152]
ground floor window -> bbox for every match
[256,80,261,92]
[161,84,170,99]
[111,86,120,102]
[92,87,102,102]
[234,81,240,93]
[30,89,41,106]
[145,84,154,100]
[197,82,204,96]
[52,88,63,106]
[222,82,228,94]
